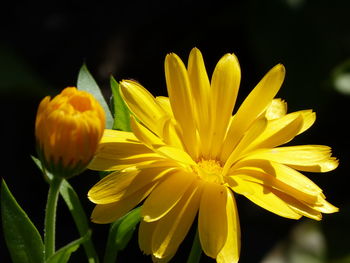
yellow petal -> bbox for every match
[99,129,138,143]
[270,190,322,220]
[157,145,196,166]
[307,158,339,173]
[221,64,285,161]
[89,129,163,171]
[151,180,202,260]
[161,118,184,149]
[165,53,198,159]
[230,163,322,205]
[131,116,195,166]
[226,176,256,196]
[297,110,316,135]
[187,48,211,155]
[244,145,338,172]
[90,156,167,172]
[120,80,167,136]
[91,184,155,223]
[233,159,323,199]
[233,180,301,219]
[209,53,241,159]
[265,98,287,120]
[88,167,173,204]
[199,182,228,258]
[142,171,196,222]
[130,116,164,148]
[222,118,267,176]
[152,252,176,263]
[93,129,151,160]
[309,197,339,214]
[260,109,315,141]
[245,113,303,151]
[96,145,155,161]
[217,189,240,263]
[139,220,157,255]
[155,96,173,116]
[97,125,163,163]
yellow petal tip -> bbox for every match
[142,214,157,223]
[276,63,285,71]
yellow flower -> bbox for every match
[88,48,338,262]
[35,87,105,178]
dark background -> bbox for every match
[1,0,350,262]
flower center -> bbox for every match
[194,159,224,184]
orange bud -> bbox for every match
[35,87,105,178]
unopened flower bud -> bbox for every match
[35,87,105,178]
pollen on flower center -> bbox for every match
[194,159,224,184]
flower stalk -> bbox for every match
[44,176,63,259]
[35,86,105,261]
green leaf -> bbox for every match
[31,156,100,263]
[110,76,131,131]
[103,207,141,263]
[115,206,141,249]
[46,230,91,263]
[1,179,44,263]
[77,64,114,128]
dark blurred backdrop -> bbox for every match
[1,0,350,262]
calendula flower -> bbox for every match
[35,87,105,178]
[88,48,338,262]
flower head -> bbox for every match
[36,87,105,178]
[88,48,338,262]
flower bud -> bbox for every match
[35,87,105,178]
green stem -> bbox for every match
[103,220,121,263]
[59,180,100,263]
[44,176,63,260]
[187,228,202,263]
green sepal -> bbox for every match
[35,144,88,180]
[77,64,114,128]
[46,230,91,263]
[110,76,132,131]
[1,179,44,263]
[103,206,141,263]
